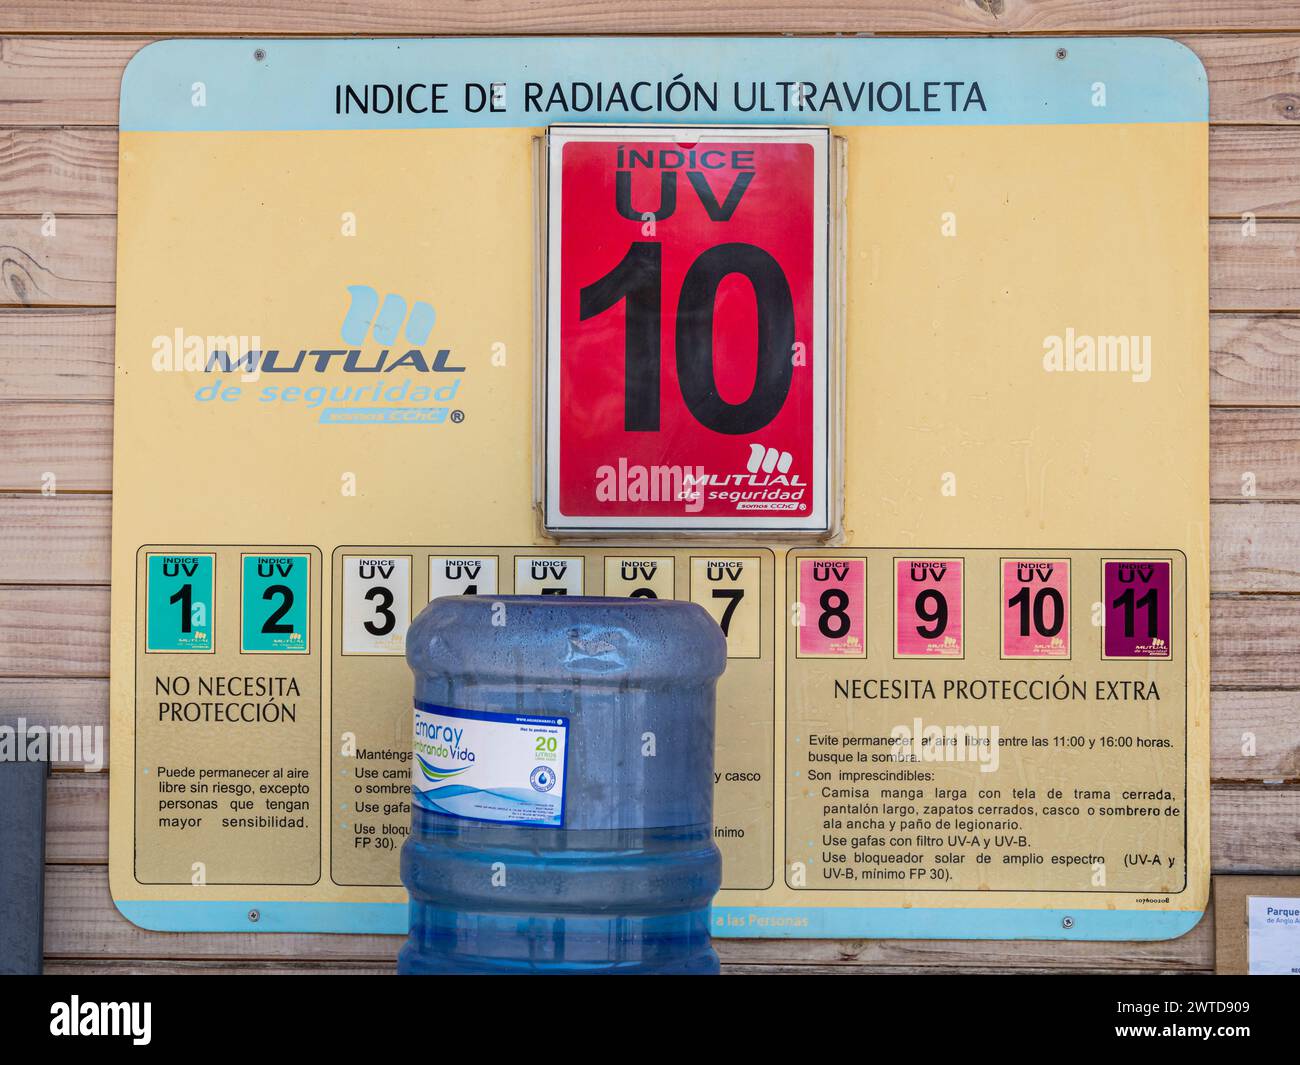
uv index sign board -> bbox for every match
[110,37,1208,940]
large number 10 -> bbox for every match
[1007,586,1064,638]
[579,241,795,435]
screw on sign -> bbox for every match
[545,126,830,533]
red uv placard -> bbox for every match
[552,133,822,527]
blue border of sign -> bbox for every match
[113,898,1203,939]
[120,37,1207,133]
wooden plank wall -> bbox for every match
[1,3,1298,975]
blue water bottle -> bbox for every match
[399,594,727,974]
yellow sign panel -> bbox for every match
[111,37,1208,939]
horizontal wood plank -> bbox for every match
[4,310,1297,405]
[1210,314,1300,404]
[1192,33,1300,126]
[47,772,107,862]
[7,496,1300,593]
[4,405,1298,497]
[7,2,1300,36]
[0,215,114,306]
[44,958,399,975]
[0,677,107,769]
[1211,409,1300,498]
[41,774,1300,866]
[1210,501,1300,591]
[0,584,110,676]
[0,309,114,400]
[41,958,1210,975]
[0,402,114,491]
[1211,596,1300,689]
[0,37,143,126]
[2,217,1297,310]
[0,493,111,583]
[4,127,1300,218]
[1210,128,1300,218]
[1211,221,1300,311]
[41,863,1214,970]
[0,128,117,214]
[1210,788,1300,870]
[0,35,1299,126]
[1211,691,1300,780]
[55,957,1138,972]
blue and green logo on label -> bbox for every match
[241,554,310,653]
[146,553,215,652]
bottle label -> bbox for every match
[411,701,569,827]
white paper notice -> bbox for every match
[1247,896,1300,975]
